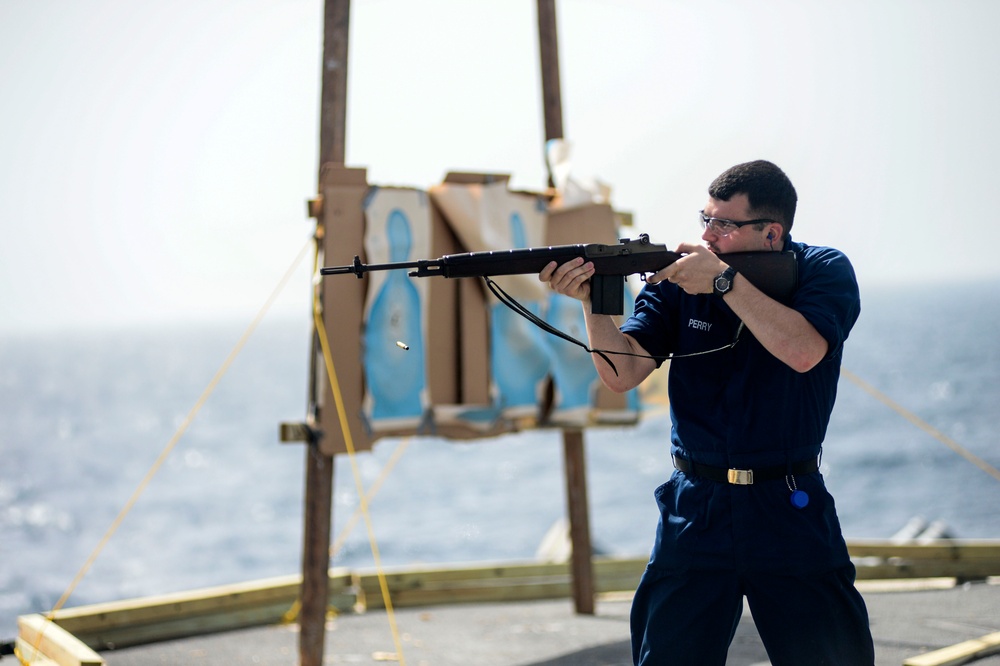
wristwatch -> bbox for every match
[713,266,737,297]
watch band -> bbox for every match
[713,266,737,297]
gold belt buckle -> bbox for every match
[727,468,754,485]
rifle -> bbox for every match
[320,233,797,315]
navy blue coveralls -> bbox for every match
[620,237,875,665]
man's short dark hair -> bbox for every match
[708,160,797,236]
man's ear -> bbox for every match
[766,222,784,243]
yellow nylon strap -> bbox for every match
[330,437,411,557]
[312,291,407,665]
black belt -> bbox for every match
[672,455,819,485]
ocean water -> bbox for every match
[2,279,999,640]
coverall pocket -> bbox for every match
[741,473,851,573]
[647,473,717,573]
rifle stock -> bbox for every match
[320,234,797,315]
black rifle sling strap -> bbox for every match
[484,276,621,376]
[483,276,746,378]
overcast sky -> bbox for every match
[2,0,999,333]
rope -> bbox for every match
[331,438,412,558]
[841,367,1000,483]
[16,240,311,666]
[312,292,407,665]
[279,437,412,625]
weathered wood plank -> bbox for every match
[13,638,61,666]
[903,631,1000,666]
[52,574,303,630]
[49,571,356,649]
[854,560,1000,580]
[17,614,104,666]
[849,539,1000,560]
[352,558,645,609]
[848,540,1000,580]
[57,602,300,651]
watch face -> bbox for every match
[714,267,736,295]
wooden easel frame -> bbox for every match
[295,3,596,664]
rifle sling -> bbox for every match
[482,277,748,378]
[483,277,621,377]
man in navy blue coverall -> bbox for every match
[540,160,875,665]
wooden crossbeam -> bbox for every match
[903,631,1000,666]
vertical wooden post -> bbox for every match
[539,0,596,615]
[537,0,563,190]
[562,428,595,614]
[301,2,352,666]
[299,441,334,666]
[319,0,351,171]
[536,0,564,144]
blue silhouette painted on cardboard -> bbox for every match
[545,292,599,410]
[546,285,640,415]
[489,212,550,411]
[363,208,426,422]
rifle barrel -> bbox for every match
[319,257,429,277]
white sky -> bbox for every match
[2,0,999,333]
